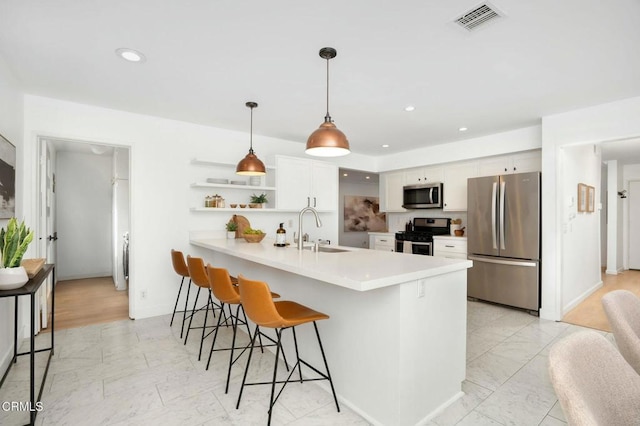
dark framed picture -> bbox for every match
[0,133,16,219]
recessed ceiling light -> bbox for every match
[382,144,389,148]
[343,173,348,177]
[365,176,370,179]
[115,48,146,63]
[459,127,468,132]
[404,105,415,112]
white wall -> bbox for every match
[376,126,541,172]
[21,95,375,319]
[560,145,602,314]
[339,180,381,248]
[623,163,640,269]
[606,160,624,274]
[600,163,607,267]
[0,52,25,376]
[542,95,640,320]
[56,151,112,280]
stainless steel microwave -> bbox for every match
[402,182,443,209]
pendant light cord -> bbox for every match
[249,105,254,153]
[325,57,331,123]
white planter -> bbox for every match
[0,266,29,290]
[227,231,236,239]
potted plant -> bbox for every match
[250,193,268,208]
[225,221,237,239]
[0,218,35,290]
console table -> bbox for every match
[0,264,55,426]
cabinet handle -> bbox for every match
[307,197,310,207]
[445,245,455,248]
[313,197,317,207]
[380,239,387,242]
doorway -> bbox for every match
[37,137,132,329]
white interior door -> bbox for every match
[629,180,640,269]
[37,139,56,329]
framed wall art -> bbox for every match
[587,185,595,213]
[0,133,16,219]
[344,195,386,232]
[577,183,587,213]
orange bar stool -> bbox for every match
[206,266,285,394]
[170,249,192,338]
[235,275,340,425]
[184,256,223,360]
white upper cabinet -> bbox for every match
[479,150,541,176]
[380,171,406,212]
[275,156,338,211]
[404,166,444,185]
[443,161,478,211]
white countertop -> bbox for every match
[190,237,472,292]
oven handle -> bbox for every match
[410,241,432,246]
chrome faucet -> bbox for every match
[297,206,322,250]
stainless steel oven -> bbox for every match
[395,218,450,256]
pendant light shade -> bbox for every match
[236,101,266,176]
[306,47,350,157]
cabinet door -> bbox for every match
[311,161,338,211]
[443,162,478,211]
[276,156,311,210]
[478,156,510,177]
[404,168,424,184]
[405,166,443,184]
[381,171,405,212]
[511,151,541,174]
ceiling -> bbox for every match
[1,0,640,157]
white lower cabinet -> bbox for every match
[433,236,467,260]
[368,233,395,251]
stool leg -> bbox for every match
[291,327,303,383]
[184,287,201,345]
[267,327,283,426]
[206,302,226,371]
[198,291,213,361]
[170,276,185,326]
[224,303,242,394]
[180,279,192,339]
[236,324,260,410]
[314,321,340,412]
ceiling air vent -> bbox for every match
[454,3,502,31]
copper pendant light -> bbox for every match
[305,47,350,157]
[236,101,266,176]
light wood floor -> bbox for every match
[43,276,130,331]
[562,269,640,332]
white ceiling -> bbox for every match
[1,0,640,158]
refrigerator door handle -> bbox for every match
[500,180,506,250]
[491,182,498,249]
[468,255,537,268]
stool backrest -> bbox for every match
[207,265,240,304]
[602,289,640,375]
[186,256,209,288]
[238,275,283,328]
[171,249,189,277]
[548,330,640,425]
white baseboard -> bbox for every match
[563,280,603,315]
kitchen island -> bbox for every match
[190,234,472,426]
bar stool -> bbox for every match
[184,256,223,360]
[235,275,340,425]
[170,249,192,338]
[205,266,285,394]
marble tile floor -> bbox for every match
[0,301,613,425]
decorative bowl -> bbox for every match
[243,233,266,243]
[454,229,465,237]
[239,204,247,208]
[249,203,259,208]
[230,203,238,208]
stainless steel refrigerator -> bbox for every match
[467,172,541,312]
